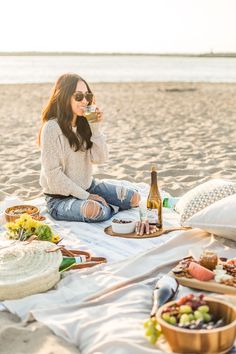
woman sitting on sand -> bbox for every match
[38,72,141,223]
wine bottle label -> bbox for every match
[147,208,159,224]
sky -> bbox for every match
[0,0,236,54]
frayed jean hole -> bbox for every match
[81,200,102,219]
[130,192,141,207]
[115,186,128,202]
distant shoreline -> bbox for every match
[1,51,236,58]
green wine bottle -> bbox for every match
[59,256,87,272]
[162,197,180,210]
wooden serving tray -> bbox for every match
[171,272,236,295]
[104,226,190,239]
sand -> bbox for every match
[0,311,79,354]
[0,82,236,201]
[0,82,236,353]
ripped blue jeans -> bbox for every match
[45,179,138,223]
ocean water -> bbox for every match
[1,55,236,83]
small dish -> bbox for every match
[156,296,236,354]
[5,205,40,222]
[111,218,136,234]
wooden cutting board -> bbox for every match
[170,272,236,295]
[104,226,190,239]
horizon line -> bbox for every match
[0,51,236,57]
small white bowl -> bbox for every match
[111,218,136,234]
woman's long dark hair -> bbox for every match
[39,73,93,151]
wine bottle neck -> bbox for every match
[151,171,158,186]
[150,170,161,197]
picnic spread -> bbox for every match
[0,179,235,354]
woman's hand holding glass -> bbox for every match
[82,95,103,124]
[94,106,103,123]
[91,96,103,123]
[83,105,103,124]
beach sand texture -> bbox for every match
[0,82,236,202]
[0,311,79,354]
[0,82,236,352]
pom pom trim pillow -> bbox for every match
[184,194,236,241]
[175,179,236,224]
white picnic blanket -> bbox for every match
[0,180,235,354]
[0,181,181,263]
[3,230,235,354]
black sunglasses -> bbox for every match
[73,91,93,102]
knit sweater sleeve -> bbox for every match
[41,121,90,200]
[89,123,109,164]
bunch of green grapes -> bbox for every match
[161,294,224,330]
[143,317,162,345]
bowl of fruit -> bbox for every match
[156,294,236,354]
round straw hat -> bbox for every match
[0,241,62,300]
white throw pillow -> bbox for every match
[184,194,236,241]
[175,179,236,224]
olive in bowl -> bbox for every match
[111,218,136,234]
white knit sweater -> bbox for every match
[40,119,108,200]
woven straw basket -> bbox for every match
[4,205,40,222]
[0,241,62,300]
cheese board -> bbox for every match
[171,271,236,295]
[104,225,190,239]
[171,253,236,295]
